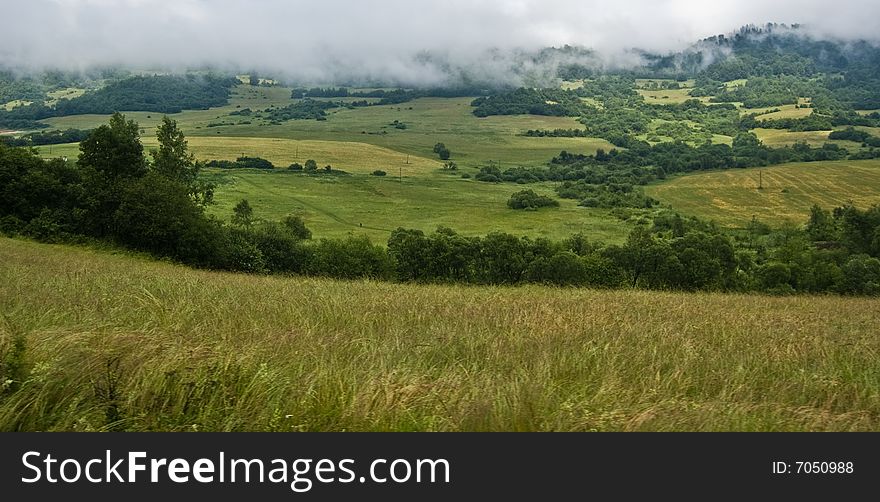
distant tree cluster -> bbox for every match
[0,128,91,147]
[471,88,587,117]
[523,128,590,138]
[0,75,237,129]
[507,189,559,210]
[828,127,880,147]
[260,99,340,121]
[290,86,492,105]
[206,157,275,170]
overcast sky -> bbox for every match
[3,0,879,83]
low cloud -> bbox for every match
[2,0,879,85]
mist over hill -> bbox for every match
[2,0,879,87]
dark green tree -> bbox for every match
[78,112,146,180]
[232,199,254,228]
[77,113,147,236]
[282,215,312,240]
[433,142,450,160]
[151,116,213,207]
[805,204,837,241]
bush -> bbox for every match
[433,142,451,160]
[507,189,560,210]
[249,222,312,274]
[525,251,588,285]
[282,215,312,240]
[113,173,223,266]
[221,228,265,273]
[206,157,274,170]
[308,235,395,280]
[235,157,274,170]
[372,170,387,176]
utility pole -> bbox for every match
[399,165,402,184]
[758,170,763,190]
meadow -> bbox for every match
[203,169,632,242]
[644,159,880,227]
[2,237,878,432]
[41,86,615,168]
[31,84,630,242]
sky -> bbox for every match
[2,0,879,84]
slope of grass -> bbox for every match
[752,128,830,147]
[2,99,32,111]
[752,104,813,120]
[1,237,878,431]
[645,159,880,227]
[204,168,631,242]
[34,137,633,243]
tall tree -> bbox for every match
[77,113,147,236]
[78,112,146,180]
[232,199,254,228]
[151,116,213,207]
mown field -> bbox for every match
[1,237,878,431]
[645,159,880,227]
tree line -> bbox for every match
[0,128,92,147]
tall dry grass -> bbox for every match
[1,237,878,431]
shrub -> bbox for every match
[507,189,560,210]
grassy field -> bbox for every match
[34,140,634,243]
[645,159,880,227]
[41,85,615,168]
[45,87,87,106]
[637,88,695,104]
[29,84,630,243]
[2,99,33,111]
[752,128,838,148]
[35,136,445,174]
[204,169,632,243]
[1,237,878,432]
[752,104,813,120]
